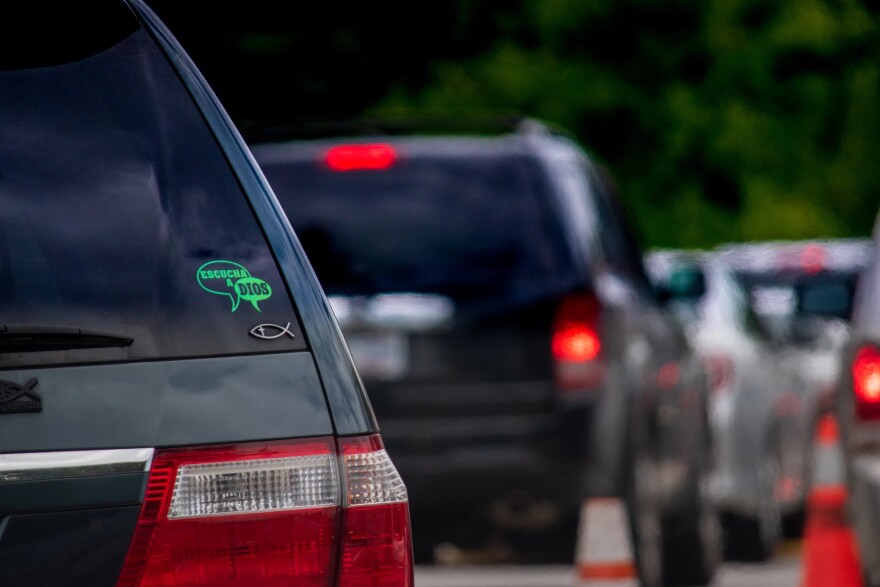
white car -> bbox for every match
[647,251,817,561]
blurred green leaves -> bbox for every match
[371,0,880,248]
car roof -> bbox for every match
[251,129,583,164]
[715,238,873,277]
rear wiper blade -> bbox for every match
[0,325,134,352]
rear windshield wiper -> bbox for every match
[0,325,134,352]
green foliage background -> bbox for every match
[370,0,880,248]
[153,0,880,248]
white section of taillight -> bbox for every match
[344,448,408,506]
[168,454,338,518]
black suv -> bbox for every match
[253,121,720,585]
[0,3,412,587]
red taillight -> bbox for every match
[853,344,880,420]
[337,436,413,587]
[325,144,397,171]
[801,244,826,275]
[115,438,339,587]
[553,294,604,391]
[553,325,601,362]
[116,435,412,587]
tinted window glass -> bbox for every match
[261,154,570,298]
[741,272,858,321]
[0,22,304,368]
[799,281,854,319]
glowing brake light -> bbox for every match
[801,244,826,275]
[553,325,600,362]
[853,344,880,420]
[325,143,397,171]
[553,294,604,391]
[116,436,412,587]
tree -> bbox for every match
[371,0,880,247]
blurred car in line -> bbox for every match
[647,250,819,560]
[830,224,880,586]
[253,119,720,586]
[0,3,412,586]
[716,239,872,413]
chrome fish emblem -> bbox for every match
[249,322,295,340]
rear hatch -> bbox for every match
[255,140,583,453]
[0,5,368,586]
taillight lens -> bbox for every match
[116,439,339,587]
[704,354,734,394]
[553,325,601,362]
[337,436,413,587]
[116,435,412,587]
[801,244,826,275]
[325,144,397,171]
[553,294,604,391]
[853,344,880,420]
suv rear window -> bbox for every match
[259,152,570,298]
[741,272,858,321]
[0,11,304,368]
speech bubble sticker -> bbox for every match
[197,260,272,312]
[235,276,272,312]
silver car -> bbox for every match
[647,251,815,561]
[717,239,871,415]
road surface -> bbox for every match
[415,542,801,586]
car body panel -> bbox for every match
[0,353,332,453]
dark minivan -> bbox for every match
[0,3,412,586]
[254,122,720,586]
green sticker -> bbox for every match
[197,260,272,312]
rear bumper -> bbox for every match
[378,403,622,525]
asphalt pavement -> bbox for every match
[414,542,802,586]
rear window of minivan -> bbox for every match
[0,5,305,368]
[259,152,570,299]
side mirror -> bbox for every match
[665,264,707,301]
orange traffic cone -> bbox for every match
[575,498,638,586]
[801,413,863,587]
